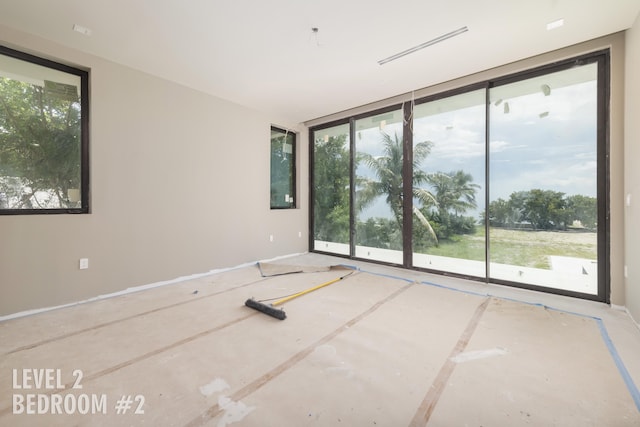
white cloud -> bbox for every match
[489,140,524,153]
[490,140,508,152]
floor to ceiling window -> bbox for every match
[310,51,608,301]
[412,89,486,277]
[488,60,601,295]
[354,108,405,264]
[311,122,350,255]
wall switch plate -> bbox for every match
[79,258,89,269]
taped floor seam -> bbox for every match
[409,297,490,426]
[183,280,416,427]
[3,276,272,356]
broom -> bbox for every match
[244,270,354,320]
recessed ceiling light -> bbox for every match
[546,19,564,31]
[72,24,92,36]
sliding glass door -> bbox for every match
[312,123,350,255]
[412,89,486,277]
[354,109,404,263]
[310,51,607,301]
[488,61,600,294]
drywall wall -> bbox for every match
[0,24,308,316]
[625,13,640,324]
[307,33,627,306]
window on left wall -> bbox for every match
[270,126,296,209]
[0,46,89,214]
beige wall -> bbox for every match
[0,25,309,316]
[625,14,640,323]
[307,33,627,307]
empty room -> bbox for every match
[1,1,640,426]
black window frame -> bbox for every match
[0,45,90,215]
[270,125,296,209]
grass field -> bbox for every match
[424,227,597,269]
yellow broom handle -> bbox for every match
[272,275,344,306]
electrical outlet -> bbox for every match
[298,231,302,238]
[269,235,274,242]
[79,258,89,270]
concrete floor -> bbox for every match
[1,253,639,426]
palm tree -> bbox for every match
[356,131,439,243]
[426,170,480,217]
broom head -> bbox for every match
[244,298,287,320]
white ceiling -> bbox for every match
[1,0,639,124]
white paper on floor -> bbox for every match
[450,347,508,363]
[217,396,255,427]
[200,378,231,396]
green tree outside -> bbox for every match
[313,129,597,254]
[356,131,439,244]
[313,133,350,243]
[487,190,596,231]
[0,77,81,209]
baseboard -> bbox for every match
[0,251,307,322]
[612,304,640,331]
[629,309,640,331]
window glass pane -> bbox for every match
[488,63,598,294]
[412,89,486,277]
[312,123,350,255]
[0,50,86,212]
[270,127,295,209]
[354,109,404,264]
